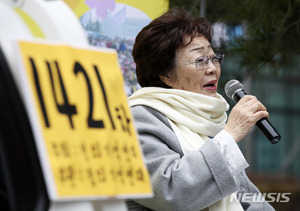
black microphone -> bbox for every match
[224,79,281,144]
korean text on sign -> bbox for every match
[17,40,152,200]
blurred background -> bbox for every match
[65,0,300,210]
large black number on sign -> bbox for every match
[74,62,104,128]
[94,65,115,130]
[30,58,50,127]
[47,61,77,128]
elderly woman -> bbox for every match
[127,8,274,211]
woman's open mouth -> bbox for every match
[203,80,217,90]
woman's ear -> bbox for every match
[159,74,172,87]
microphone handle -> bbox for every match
[233,90,281,144]
[233,89,247,102]
[256,118,281,144]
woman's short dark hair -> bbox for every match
[132,8,213,88]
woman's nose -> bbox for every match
[205,60,217,74]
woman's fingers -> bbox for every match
[253,110,269,120]
[224,95,269,143]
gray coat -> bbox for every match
[127,105,274,211]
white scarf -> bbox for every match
[128,87,243,211]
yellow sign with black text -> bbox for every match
[17,40,152,198]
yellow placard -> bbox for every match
[17,40,152,198]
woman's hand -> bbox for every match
[224,95,269,143]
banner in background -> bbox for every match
[63,0,169,95]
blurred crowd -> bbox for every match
[87,32,141,96]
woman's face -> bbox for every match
[161,35,221,98]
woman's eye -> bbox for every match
[212,59,219,64]
[196,57,205,63]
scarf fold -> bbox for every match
[128,87,243,211]
[128,87,229,137]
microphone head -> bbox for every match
[224,80,244,100]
